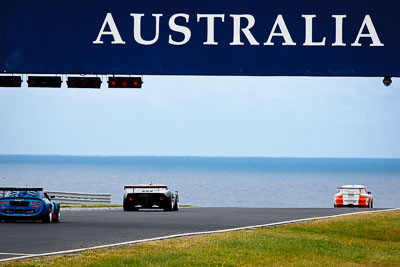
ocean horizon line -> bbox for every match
[0,154,400,160]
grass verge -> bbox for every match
[3,210,399,267]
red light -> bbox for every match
[108,77,142,88]
[129,197,133,201]
[32,201,36,205]
[68,80,76,87]
[3,201,6,205]
[35,209,37,212]
[110,80,117,87]
[145,194,148,197]
[0,201,2,205]
[121,80,129,88]
[37,202,41,205]
[0,76,22,87]
[160,197,163,201]
[335,195,343,206]
[12,79,20,86]
[359,196,369,206]
[67,77,101,88]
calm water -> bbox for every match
[0,156,399,208]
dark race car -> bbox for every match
[123,184,179,211]
[0,187,60,223]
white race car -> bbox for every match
[123,184,179,211]
[334,185,373,208]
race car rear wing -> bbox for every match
[0,187,43,191]
[0,187,43,197]
[336,187,365,189]
[124,185,167,189]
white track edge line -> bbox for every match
[1,208,399,262]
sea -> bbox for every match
[0,155,399,208]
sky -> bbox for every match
[0,75,399,158]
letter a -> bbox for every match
[93,13,125,44]
[351,15,384,47]
[264,15,296,46]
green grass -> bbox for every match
[2,210,399,267]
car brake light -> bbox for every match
[37,202,41,205]
[359,196,369,206]
[32,201,36,205]
[129,197,133,201]
[0,201,2,205]
[145,194,148,197]
[3,201,6,205]
[335,195,343,205]
[160,196,163,201]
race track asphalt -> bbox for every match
[0,207,382,260]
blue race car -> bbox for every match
[0,187,60,223]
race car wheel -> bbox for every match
[43,211,53,223]
[164,197,173,211]
[53,210,60,222]
[123,202,139,211]
[123,203,129,211]
[173,198,179,211]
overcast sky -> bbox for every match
[0,76,399,158]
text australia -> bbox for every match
[93,13,384,47]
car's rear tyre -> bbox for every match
[43,211,53,223]
[164,197,173,211]
[53,210,60,222]
[123,201,131,211]
[123,202,139,211]
[173,198,179,211]
[123,203,129,211]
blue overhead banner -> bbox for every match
[0,0,399,76]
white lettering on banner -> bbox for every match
[332,15,346,46]
[131,13,163,45]
[229,14,260,45]
[351,15,384,46]
[197,14,225,45]
[93,14,384,47]
[264,15,296,46]
[169,13,191,45]
[93,13,125,44]
[302,15,326,46]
